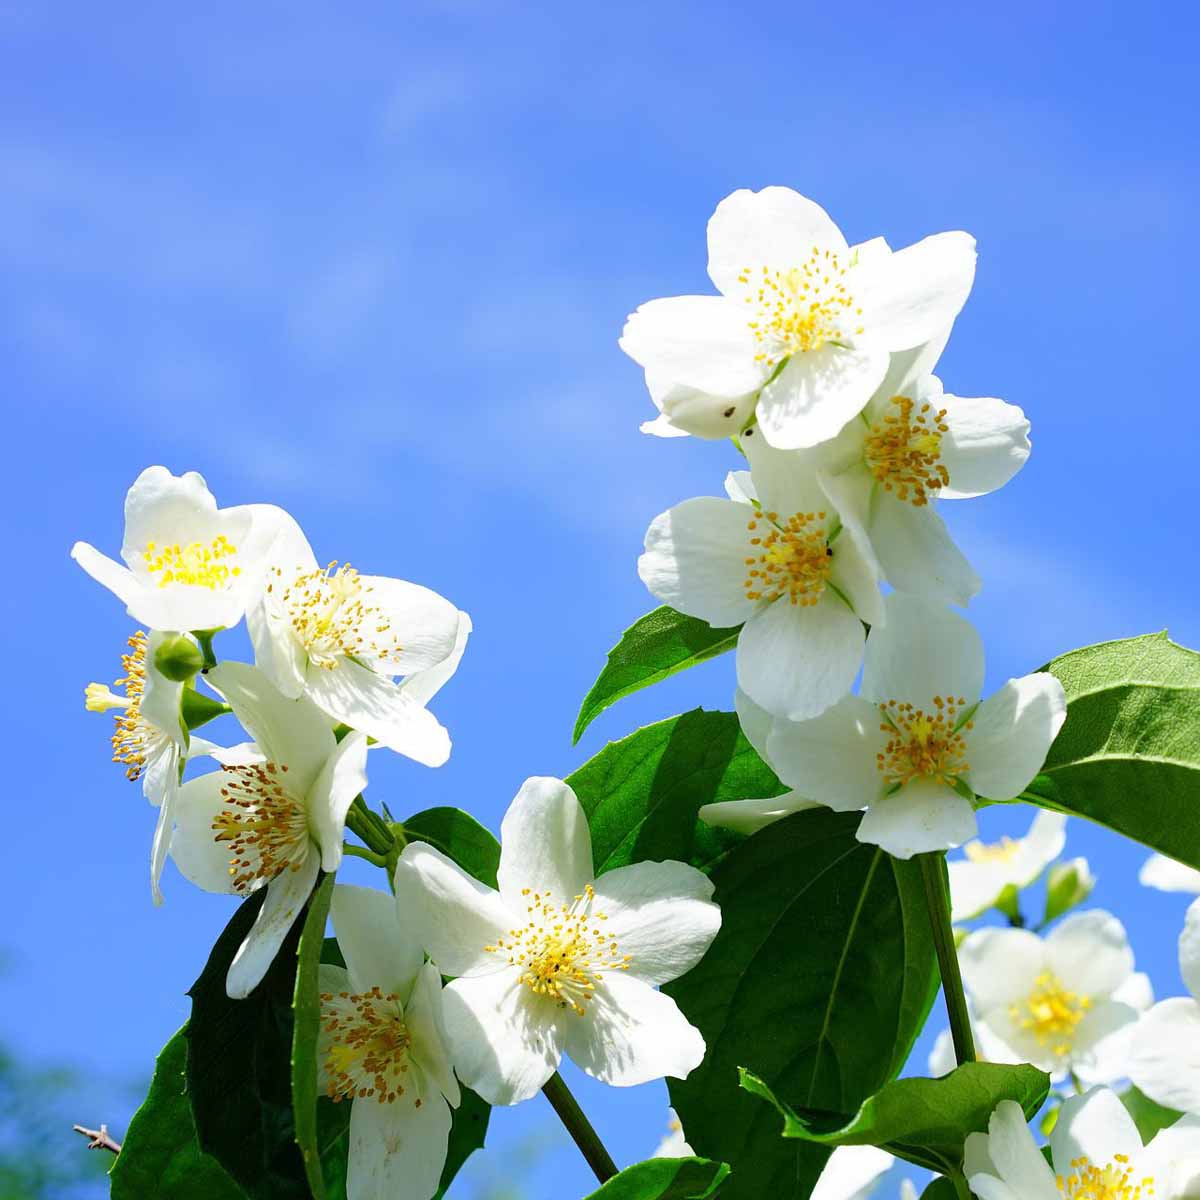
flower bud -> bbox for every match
[1043,856,1095,925]
[153,633,204,682]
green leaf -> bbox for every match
[1026,631,1200,868]
[434,1087,491,1199]
[109,1027,246,1200]
[186,889,311,1200]
[663,809,940,1200]
[292,873,336,1198]
[568,708,783,876]
[1119,1084,1183,1141]
[920,1179,961,1200]
[573,606,740,743]
[403,806,501,888]
[740,1061,1051,1174]
[580,1157,730,1200]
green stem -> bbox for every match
[918,852,976,1065]
[345,797,396,858]
[342,843,389,868]
[193,628,220,671]
[542,1073,618,1184]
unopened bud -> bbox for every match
[1043,857,1095,925]
[153,634,204,682]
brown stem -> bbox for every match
[73,1123,122,1154]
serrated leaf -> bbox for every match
[663,809,940,1200]
[108,1027,245,1200]
[573,607,740,743]
[1026,631,1200,868]
[740,1061,1050,1174]
[567,708,783,876]
[580,1157,730,1200]
[403,806,501,888]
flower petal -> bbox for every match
[742,429,831,517]
[170,770,240,895]
[644,371,757,440]
[861,593,984,706]
[855,777,977,858]
[1071,998,1142,1085]
[393,843,512,977]
[967,674,1067,801]
[399,611,472,707]
[1050,1087,1143,1177]
[959,928,1048,1012]
[309,731,369,872]
[818,464,882,584]
[246,602,308,699]
[406,962,461,1107]
[564,972,705,1087]
[1045,910,1133,998]
[148,759,180,906]
[1182,896,1200,999]
[938,394,1031,499]
[1139,853,1200,894]
[698,791,819,835]
[346,1082,452,1200]
[869,492,980,607]
[591,860,720,987]
[734,687,771,760]
[828,522,885,627]
[1128,999,1200,1119]
[737,594,865,722]
[356,576,461,676]
[810,1145,894,1200]
[331,883,424,998]
[70,542,145,616]
[638,497,758,629]
[442,971,566,1105]
[497,777,593,910]
[981,1099,1057,1196]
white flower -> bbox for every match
[810,1146,894,1200]
[393,776,720,1106]
[959,911,1151,1084]
[619,187,976,449]
[319,885,460,1200]
[169,662,368,998]
[966,1089,1200,1200]
[638,433,883,722]
[71,466,291,634]
[947,811,1067,923]
[815,351,1030,607]
[246,517,466,767]
[652,1109,694,1158]
[763,593,1067,857]
[1139,853,1200,894]
[1128,897,1200,1114]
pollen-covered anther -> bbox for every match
[1012,971,1093,1059]
[320,986,415,1105]
[1056,1154,1153,1200]
[736,246,862,366]
[102,631,152,781]
[211,761,309,892]
[965,836,1021,865]
[276,561,405,671]
[484,884,631,1016]
[876,695,971,787]
[743,511,832,606]
[142,535,240,590]
[863,395,951,506]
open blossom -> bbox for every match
[1139,853,1200,894]
[319,885,459,1200]
[959,911,1151,1084]
[652,1109,694,1158]
[966,1089,1200,1200]
[393,777,720,1106]
[71,466,291,634]
[639,431,883,722]
[947,811,1067,922]
[620,187,976,449]
[762,594,1066,857]
[1128,897,1200,1114]
[246,517,466,767]
[170,662,368,998]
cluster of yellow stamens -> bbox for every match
[1011,971,1092,1058]
[484,884,631,1016]
[142,535,240,590]
[737,248,864,366]
[320,986,416,1105]
[743,511,832,605]
[210,762,309,893]
[877,696,971,788]
[1056,1155,1154,1200]
[863,395,950,506]
[964,836,1021,865]
[270,562,403,671]
[87,631,152,781]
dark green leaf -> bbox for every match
[1026,632,1200,868]
[663,809,939,1200]
[920,1179,960,1200]
[573,607,740,743]
[434,1087,491,1199]
[568,708,783,876]
[1120,1084,1183,1141]
[186,889,310,1200]
[403,806,501,888]
[740,1061,1050,1174]
[580,1157,730,1200]
[109,1027,245,1200]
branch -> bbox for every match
[73,1123,122,1155]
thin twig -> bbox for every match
[73,1123,122,1154]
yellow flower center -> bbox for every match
[485,884,631,1016]
[876,697,971,788]
[211,762,310,893]
[142,535,240,590]
[965,836,1021,865]
[1011,971,1093,1058]
[321,986,416,1105]
[743,510,832,606]
[87,631,167,783]
[738,247,864,366]
[272,562,404,671]
[863,395,950,506]
[1057,1155,1153,1200]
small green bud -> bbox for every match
[1043,857,1095,926]
[153,634,205,682]
[181,687,231,732]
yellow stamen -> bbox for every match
[965,836,1021,865]
[876,696,970,788]
[1012,971,1092,1058]
[320,986,415,1105]
[1056,1154,1154,1200]
[142,535,240,590]
[863,395,950,506]
[742,511,832,606]
[211,762,309,893]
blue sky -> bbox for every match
[2,1,1198,1195]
